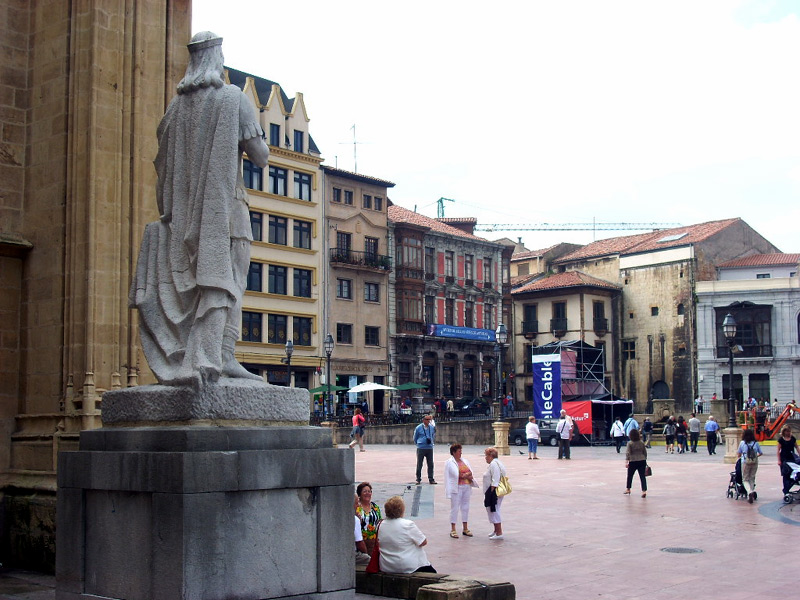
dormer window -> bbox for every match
[293,130,304,153]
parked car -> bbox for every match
[456,397,491,416]
[508,419,560,447]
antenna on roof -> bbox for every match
[338,124,367,173]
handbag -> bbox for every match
[645,465,652,477]
[496,474,512,496]
[365,522,381,574]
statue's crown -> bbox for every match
[188,34,223,53]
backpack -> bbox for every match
[745,443,758,463]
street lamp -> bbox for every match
[495,323,508,398]
[324,333,335,417]
[722,313,737,428]
[285,340,294,387]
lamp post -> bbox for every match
[285,340,294,387]
[723,313,737,428]
[324,333,334,417]
[496,323,508,398]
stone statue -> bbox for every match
[130,31,269,388]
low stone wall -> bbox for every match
[333,418,528,447]
[356,565,515,599]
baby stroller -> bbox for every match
[782,459,800,504]
[727,459,749,500]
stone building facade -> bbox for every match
[696,253,800,405]
[321,166,394,414]
[387,206,511,408]
[0,0,191,569]
[551,218,779,412]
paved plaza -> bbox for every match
[2,441,797,600]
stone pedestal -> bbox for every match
[56,382,355,600]
[723,426,744,464]
[492,421,511,456]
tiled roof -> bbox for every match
[717,253,800,268]
[555,218,741,263]
[513,271,620,294]
[320,165,395,187]
[388,205,492,242]
[512,244,560,261]
[438,217,478,226]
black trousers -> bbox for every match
[416,448,434,482]
[626,460,647,491]
[690,431,699,451]
[614,436,625,453]
[558,438,571,459]
[707,432,717,454]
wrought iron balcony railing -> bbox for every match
[329,248,391,271]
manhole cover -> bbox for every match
[661,547,703,554]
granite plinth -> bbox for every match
[101,379,309,426]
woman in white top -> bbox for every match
[525,416,541,459]
[482,447,507,540]
[444,443,478,538]
[378,496,435,574]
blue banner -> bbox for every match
[532,354,561,420]
[426,324,495,342]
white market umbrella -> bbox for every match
[348,382,397,393]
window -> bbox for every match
[551,302,567,335]
[269,123,280,147]
[424,247,436,274]
[484,303,494,330]
[294,268,312,298]
[242,311,262,342]
[756,273,770,279]
[337,323,353,344]
[335,231,352,261]
[294,172,311,200]
[246,262,262,292]
[332,187,342,203]
[268,216,287,245]
[651,306,659,316]
[365,237,379,261]
[593,301,608,332]
[250,211,263,241]
[517,263,529,276]
[522,304,537,335]
[374,196,383,211]
[425,295,435,323]
[268,265,287,295]
[293,316,312,346]
[365,326,380,346]
[715,305,773,358]
[363,194,372,209]
[337,278,352,299]
[294,220,312,249]
[293,130,304,153]
[445,298,455,325]
[243,159,262,190]
[465,254,474,281]
[622,340,636,361]
[465,301,474,328]
[268,166,287,196]
[553,302,566,320]
[364,282,380,302]
[399,290,423,320]
[445,251,454,277]
[483,258,492,283]
[677,303,685,316]
[267,314,287,344]
[344,190,353,205]
[397,237,423,274]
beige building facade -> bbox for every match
[0,0,192,569]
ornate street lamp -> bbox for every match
[495,323,508,399]
[722,313,737,428]
[285,340,294,387]
[324,333,335,417]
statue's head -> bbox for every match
[177,31,225,94]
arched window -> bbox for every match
[677,303,685,316]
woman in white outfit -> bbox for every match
[444,443,478,538]
[378,496,436,574]
[482,447,507,540]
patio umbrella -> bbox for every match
[308,384,349,394]
[348,382,397,393]
[395,382,428,391]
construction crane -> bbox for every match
[437,197,456,218]
[475,221,682,232]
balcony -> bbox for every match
[329,248,391,272]
[593,317,609,336]
[397,319,425,335]
[464,278,474,287]
[717,344,773,359]
[550,318,567,338]
[522,320,538,339]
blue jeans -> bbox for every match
[527,439,538,454]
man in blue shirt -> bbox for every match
[413,414,437,484]
[704,415,720,455]
[623,414,639,437]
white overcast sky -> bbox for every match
[193,0,800,252]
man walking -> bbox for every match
[624,414,639,438]
[705,415,720,455]
[688,413,701,452]
[642,417,653,448]
[414,414,437,484]
[610,417,626,453]
[556,410,572,459]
